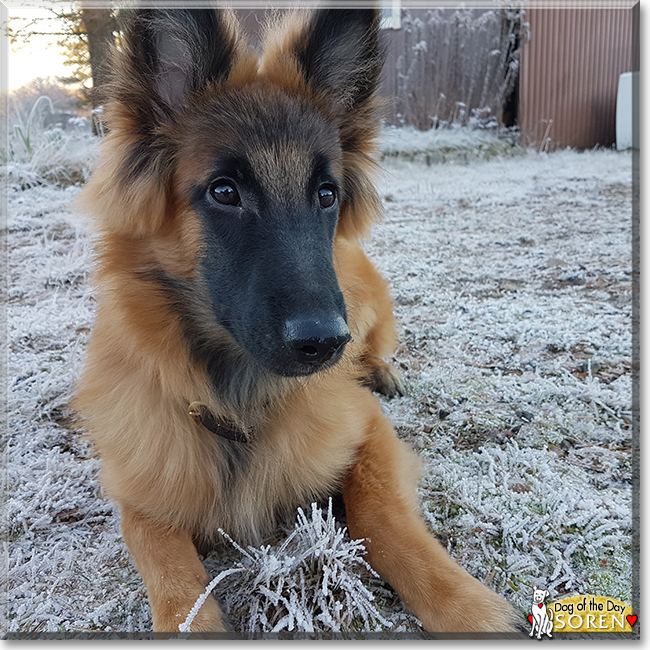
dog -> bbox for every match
[530,588,553,639]
[74,7,516,635]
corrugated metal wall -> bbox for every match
[520,6,637,150]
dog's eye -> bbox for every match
[318,185,336,209]
[210,181,240,206]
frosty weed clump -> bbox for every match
[180,500,395,635]
[1,95,98,188]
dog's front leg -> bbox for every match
[120,507,226,634]
[342,412,516,634]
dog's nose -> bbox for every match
[283,315,351,366]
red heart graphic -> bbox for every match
[627,615,637,627]
[528,615,533,624]
[538,603,544,608]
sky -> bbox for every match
[5,4,71,90]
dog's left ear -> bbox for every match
[146,10,237,110]
[294,9,383,112]
[114,9,248,126]
[263,8,384,117]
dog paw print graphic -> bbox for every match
[529,587,554,639]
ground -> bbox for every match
[1,130,634,636]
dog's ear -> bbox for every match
[293,9,383,113]
[114,9,245,125]
[81,9,252,236]
[262,8,384,117]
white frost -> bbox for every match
[3,126,633,633]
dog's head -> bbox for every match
[83,8,384,378]
[532,588,549,605]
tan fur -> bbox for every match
[342,405,515,632]
[258,10,313,97]
[120,507,227,633]
[74,8,517,635]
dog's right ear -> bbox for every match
[80,9,252,236]
[111,9,246,127]
[261,8,383,120]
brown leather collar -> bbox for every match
[188,402,252,443]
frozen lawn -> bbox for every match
[2,136,633,635]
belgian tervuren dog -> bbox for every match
[75,7,516,634]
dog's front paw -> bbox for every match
[362,358,405,397]
[152,591,229,635]
[417,576,520,634]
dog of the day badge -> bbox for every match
[528,588,636,637]
[550,595,634,633]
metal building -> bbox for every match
[519,2,639,150]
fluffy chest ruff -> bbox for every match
[74,268,372,547]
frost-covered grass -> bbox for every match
[378,125,520,164]
[372,147,633,615]
[1,96,98,189]
[1,127,634,636]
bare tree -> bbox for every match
[78,2,115,108]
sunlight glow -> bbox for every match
[6,4,72,90]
